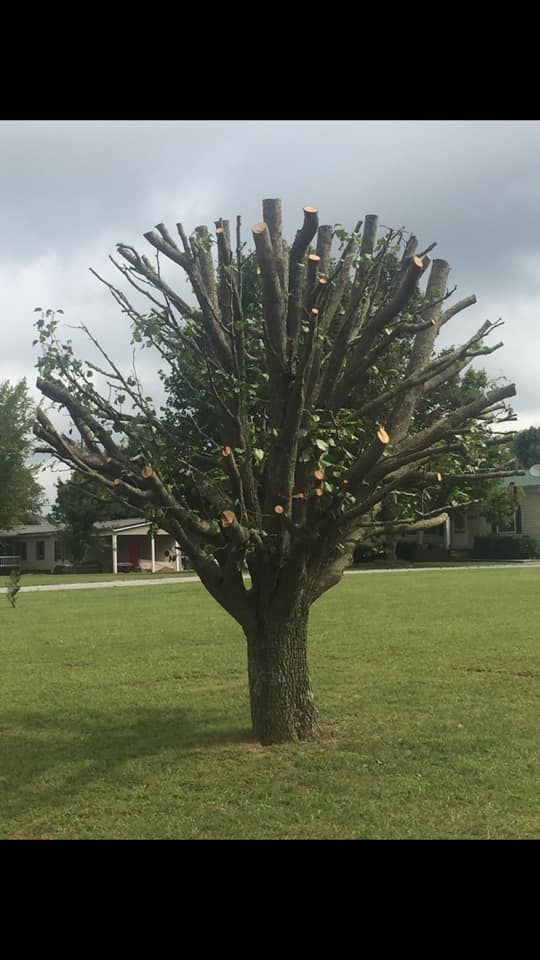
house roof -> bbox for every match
[94,519,170,535]
[0,518,169,538]
[505,473,540,488]
[93,518,146,531]
[0,522,60,538]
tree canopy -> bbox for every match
[49,474,128,567]
[514,426,540,470]
[33,200,518,743]
[0,378,44,531]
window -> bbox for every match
[19,541,27,562]
[54,539,63,562]
[498,506,522,535]
[36,541,45,561]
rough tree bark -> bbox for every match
[33,198,519,745]
[246,610,319,745]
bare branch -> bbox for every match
[360,214,378,255]
[441,294,477,327]
[316,224,333,276]
[262,199,285,292]
[252,221,286,364]
[194,225,219,313]
[287,205,319,347]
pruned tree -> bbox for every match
[33,200,518,744]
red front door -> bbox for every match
[128,542,141,569]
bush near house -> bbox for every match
[396,541,416,562]
[472,534,538,559]
[352,543,386,563]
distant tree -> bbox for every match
[0,379,44,530]
[49,474,127,567]
[479,484,521,531]
[514,426,540,470]
[34,200,518,744]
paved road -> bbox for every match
[1,563,539,594]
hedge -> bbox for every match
[472,534,538,559]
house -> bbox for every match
[455,473,540,549]
[0,518,188,574]
[399,472,540,559]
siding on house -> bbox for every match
[451,512,490,549]
[519,486,540,541]
[459,475,540,549]
[0,523,60,572]
[21,535,56,571]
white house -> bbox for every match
[400,473,540,559]
[0,518,188,574]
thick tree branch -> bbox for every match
[141,228,234,372]
[316,224,333,276]
[252,221,286,364]
[286,205,319,348]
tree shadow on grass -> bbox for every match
[1,705,254,834]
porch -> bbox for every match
[94,520,187,574]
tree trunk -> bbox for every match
[246,611,320,745]
[384,533,398,564]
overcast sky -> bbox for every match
[1,119,539,507]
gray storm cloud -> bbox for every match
[1,119,538,505]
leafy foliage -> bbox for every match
[479,485,521,530]
[49,475,127,567]
[0,379,44,530]
[472,534,538,559]
[514,426,540,470]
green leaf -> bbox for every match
[314,439,329,453]
[254,448,264,462]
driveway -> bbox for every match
[2,563,539,594]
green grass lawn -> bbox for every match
[1,561,527,590]
[1,569,538,839]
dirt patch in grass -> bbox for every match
[453,666,539,678]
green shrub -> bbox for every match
[396,540,416,562]
[472,534,538,559]
[353,543,385,563]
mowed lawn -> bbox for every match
[1,570,538,839]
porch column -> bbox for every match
[175,542,182,572]
[443,516,451,550]
[112,533,118,574]
[151,534,156,574]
